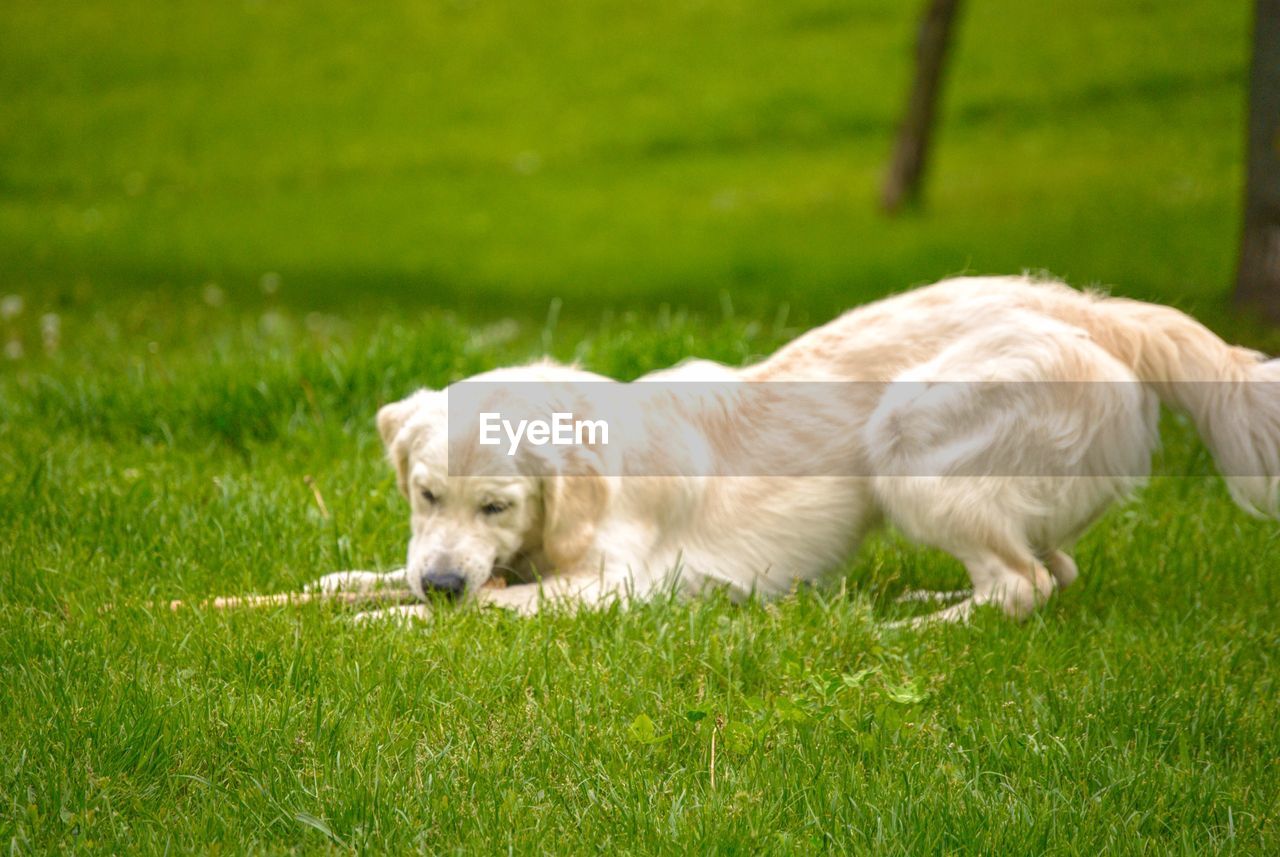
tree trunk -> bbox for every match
[1235,0,1280,321]
[881,0,964,215]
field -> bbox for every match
[2,0,1278,853]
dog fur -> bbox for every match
[310,275,1280,624]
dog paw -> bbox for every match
[1044,551,1078,589]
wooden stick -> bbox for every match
[162,590,421,611]
[102,576,509,613]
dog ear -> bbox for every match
[376,390,440,498]
[377,392,427,450]
[541,462,609,573]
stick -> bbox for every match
[102,576,509,613]
[161,590,421,612]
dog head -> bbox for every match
[377,366,611,601]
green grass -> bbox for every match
[3,312,1279,853]
[0,0,1255,319]
[3,0,1279,852]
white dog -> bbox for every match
[311,276,1280,624]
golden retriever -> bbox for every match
[309,276,1280,624]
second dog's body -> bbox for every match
[313,276,1280,623]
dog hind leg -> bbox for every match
[962,549,1055,620]
[896,549,1054,626]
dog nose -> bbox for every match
[421,571,466,598]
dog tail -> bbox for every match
[1085,295,1280,518]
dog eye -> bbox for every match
[480,501,509,516]
[421,489,438,505]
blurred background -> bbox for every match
[0,0,1256,327]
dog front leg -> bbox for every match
[475,572,647,616]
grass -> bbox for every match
[2,312,1278,853]
[2,0,1279,852]
[0,0,1255,319]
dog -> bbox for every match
[309,275,1280,624]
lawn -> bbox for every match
[2,0,1279,853]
